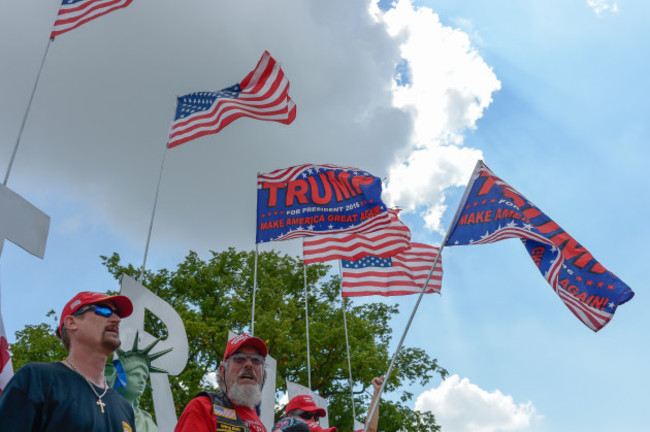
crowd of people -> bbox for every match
[0,291,383,432]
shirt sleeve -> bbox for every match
[174,396,216,432]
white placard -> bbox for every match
[0,183,49,259]
[119,274,189,432]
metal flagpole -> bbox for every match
[3,39,53,186]
[251,171,262,335]
[339,261,357,422]
[304,260,312,390]
[140,144,169,280]
[139,103,178,280]
[362,161,481,432]
[251,243,259,335]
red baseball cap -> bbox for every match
[306,421,337,432]
[223,333,268,362]
[286,394,327,418]
[57,291,133,337]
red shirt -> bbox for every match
[175,396,267,432]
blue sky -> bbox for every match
[1,1,648,431]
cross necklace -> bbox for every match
[64,358,109,414]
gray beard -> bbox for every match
[227,381,262,409]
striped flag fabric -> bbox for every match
[303,208,410,264]
[168,51,296,148]
[341,242,442,297]
[445,160,634,332]
[50,0,133,39]
[0,297,13,395]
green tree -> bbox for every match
[11,248,446,432]
[10,310,66,369]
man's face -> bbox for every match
[70,302,122,353]
[219,345,265,407]
[221,346,265,389]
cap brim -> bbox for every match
[243,337,268,358]
[303,406,327,418]
[307,421,335,432]
[93,295,133,318]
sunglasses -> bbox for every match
[73,304,120,318]
[228,353,265,367]
[298,412,320,421]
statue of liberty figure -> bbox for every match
[107,332,172,432]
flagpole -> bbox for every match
[251,243,259,335]
[303,260,312,390]
[339,261,358,422]
[3,39,53,186]
[139,103,178,280]
[362,160,481,432]
[251,171,263,335]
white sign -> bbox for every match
[0,183,49,258]
[0,184,49,392]
[119,274,189,432]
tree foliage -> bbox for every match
[11,248,446,432]
[10,310,66,369]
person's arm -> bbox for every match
[364,376,383,432]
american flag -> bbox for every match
[303,208,410,264]
[50,0,133,39]
[168,51,296,148]
[446,160,634,332]
[0,308,13,395]
[341,242,442,297]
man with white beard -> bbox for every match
[175,334,267,432]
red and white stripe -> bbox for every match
[168,51,296,148]
[278,209,394,242]
[0,315,13,394]
[258,164,366,184]
[50,0,132,39]
[303,209,410,264]
[341,242,442,297]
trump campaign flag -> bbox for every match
[168,51,296,148]
[446,160,634,332]
[51,0,133,39]
[257,164,391,243]
[302,208,410,264]
[341,242,442,297]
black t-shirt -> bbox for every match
[0,361,136,432]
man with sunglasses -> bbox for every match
[175,333,268,432]
[0,291,136,432]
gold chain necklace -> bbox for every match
[64,358,109,414]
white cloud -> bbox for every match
[416,375,539,432]
[587,0,619,15]
[201,371,219,390]
[371,0,501,232]
[1,0,499,255]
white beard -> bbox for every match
[227,381,263,408]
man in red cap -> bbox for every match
[175,333,268,432]
[275,377,383,432]
[0,291,136,431]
